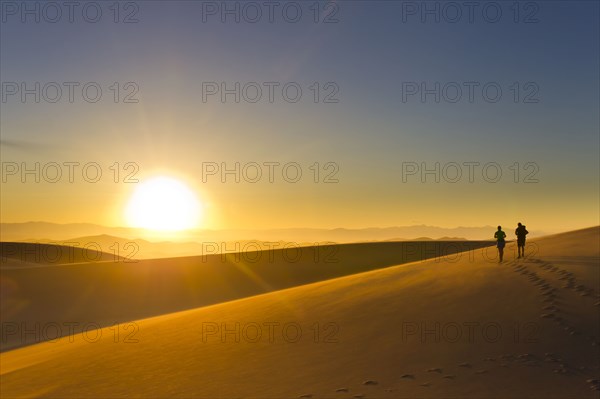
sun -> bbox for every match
[125,176,201,231]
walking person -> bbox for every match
[494,226,506,263]
[515,222,529,258]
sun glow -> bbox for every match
[125,176,202,231]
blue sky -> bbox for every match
[1,1,598,231]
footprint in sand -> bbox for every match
[400,374,415,380]
[458,363,471,368]
[475,369,488,374]
[540,313,555,319]
[524,360,541,367]
[443,375,456,379]
[544,354,560,363]
[517,353,535,360]
[586,379,600,391]
[553,365,568,374]
[335,388,349,393]
[363,380,378,386]
[299,395,313,398]
[353,395,365,399]
[419,382,431,387]
[427,368,443,373]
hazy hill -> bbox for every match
[0,222,546,242]
[0,242,124,267]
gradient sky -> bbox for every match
[1,0,598,233]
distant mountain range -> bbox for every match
[1,222,546,244]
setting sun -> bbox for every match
[125,176,201,231]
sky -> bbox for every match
[1,0,599,233]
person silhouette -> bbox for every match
[515,222,529,258]
[494,226,506,263]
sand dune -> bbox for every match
[19,235,332,260]
[0,228,598,398]
[0,241,491,351]
[0,242,123,267]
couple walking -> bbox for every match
[494,223,529,262]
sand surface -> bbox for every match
[1,241,491,351]
[1,228,598,398]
